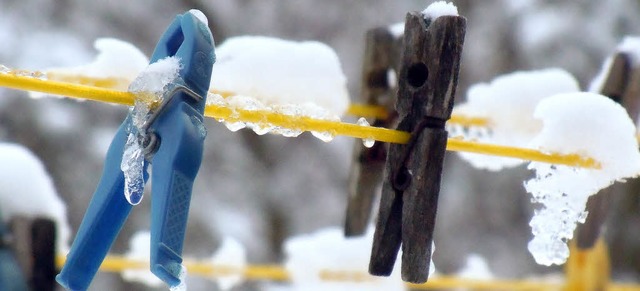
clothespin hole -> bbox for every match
[166,28,185,58]
[406,62,428,88]
[393,166,412,191]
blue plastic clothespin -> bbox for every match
[56,11,215,290]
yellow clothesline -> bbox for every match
[0,72,599,169]
[53,254,640,290]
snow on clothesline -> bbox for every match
[452,68,581,171]
[526,92,640,265]
[451,67,640,265]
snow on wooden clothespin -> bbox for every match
[369,4,466,283]
[577,44,640,249]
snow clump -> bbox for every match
[0,143,71,252]
[44,38,149,90]
[452,69,580,171]
[525,92,640,265]
[210,36,349,117]
[422,1,459,20]
[283,226,406,291]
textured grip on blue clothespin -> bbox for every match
[56,11,214,291]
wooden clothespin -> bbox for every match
[369,11,466,283]
[9,216,57,291]
[576,52,640,249]
[344,27,401,237]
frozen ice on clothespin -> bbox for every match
[369,7,466,283]
[55,10,215,290]
[344,26,402,237]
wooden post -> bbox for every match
[369,12,466,283]
[344,27,401,237]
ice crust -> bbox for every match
[525,92,640,265]
[283,227,406,291]
[207,92,341,142]
[122,56,181,205]
[452,69,580,171]
[210,36,349,116]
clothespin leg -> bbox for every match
[369,144,405,277]
[345,144,386,236]
[150,101,205,286]
[400,128,446,283]
[56,117,149,291]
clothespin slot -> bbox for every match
[344,27,402,237]
[369,11,466,284]
[55,10,215,290]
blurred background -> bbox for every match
[1,0,640,290]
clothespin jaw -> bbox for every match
[345,27,401,237]
[369,12,465,283]
[56,11,214,290]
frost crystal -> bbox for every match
[525,92,640,265]
[122,56,181,205]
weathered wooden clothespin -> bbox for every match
[344,27,402,237]
[10,217,57,291]
[576,52,640,249]
[369,11,465,283]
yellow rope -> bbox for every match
[54,254,640,290]
[0,72,135,106]
[46,72,132,91]
[0,72,601,169]
[345,103,390,120]
[346,103,491,128]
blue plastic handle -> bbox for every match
[148,12,214,286]
[56,11,214,290]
